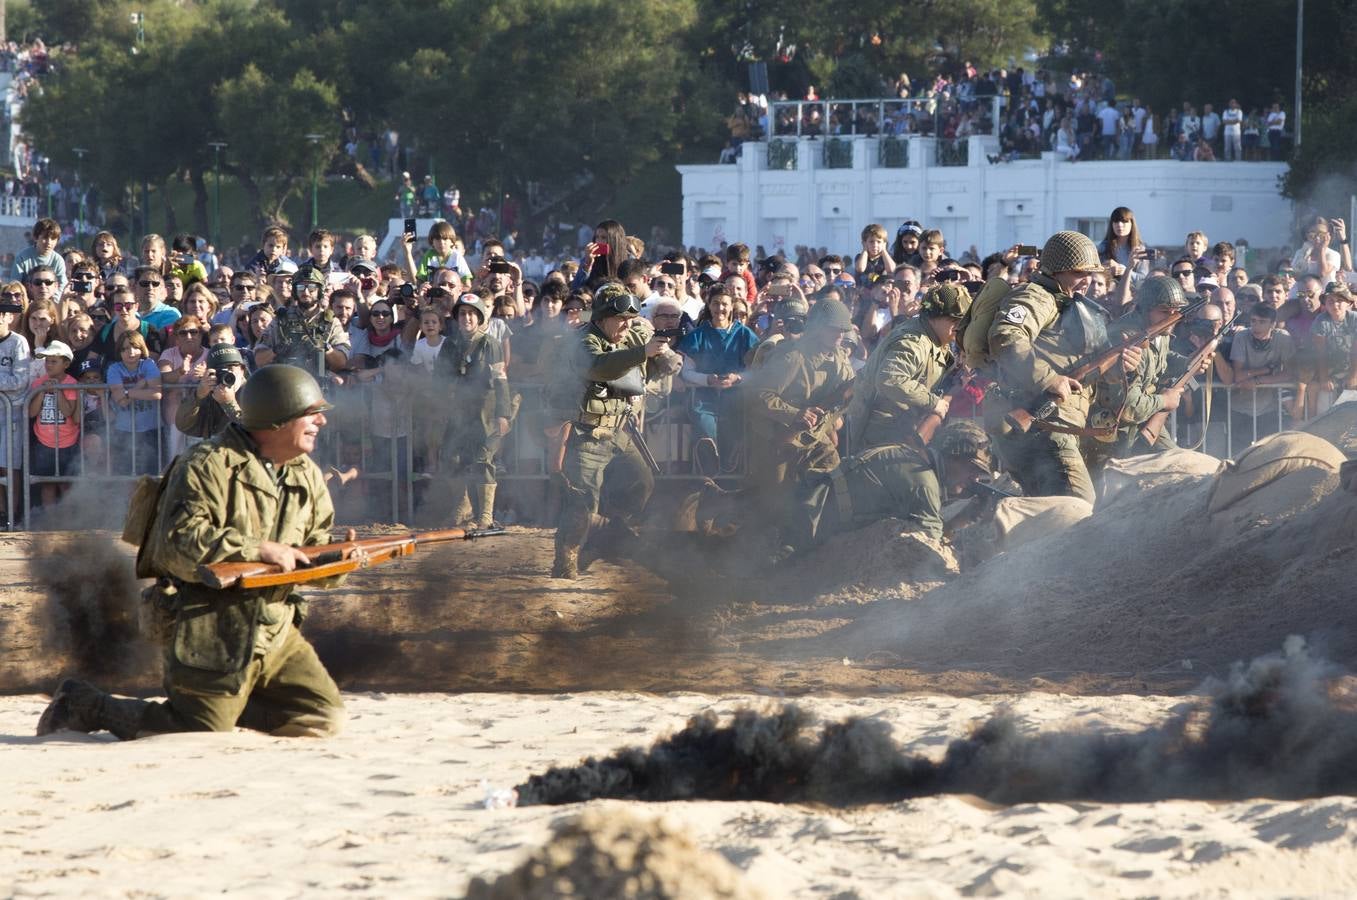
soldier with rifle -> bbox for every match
[985,231,1114,503]
[743,297,856,516]
[39,366,360,738]
[847,283,971,452]
[1085,274,1201,467]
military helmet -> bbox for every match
[238,364,333,430]
[935,420,993,473]
[453,294,489,325]
[591,283,641,322]
[920,283,972,319]
[805,297,854,331]
[291,265,327,299]
[1038,231,1102,275]
[1134,274,1188,311]
[773,294,809,319]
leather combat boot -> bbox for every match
[473,483,497,529]
[551,543,580,580]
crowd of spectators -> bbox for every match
[0,191,1350,529]
[726,61,1291,165]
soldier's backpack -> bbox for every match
[959,276,1014,369]
[121,455,182,578]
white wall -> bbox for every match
[679,137,1292,259]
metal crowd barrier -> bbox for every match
[0,377,1319,532]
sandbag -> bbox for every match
[992,496,1094,550]
[1102,449,1223,505]
[1208,431,1347,516]
[1301,400,1357,459]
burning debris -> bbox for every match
[517,637,1357,807]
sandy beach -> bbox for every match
[7,689,1357,898]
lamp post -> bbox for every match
[71,147,88,238]
[1294,0,1303,149]
[208,141,227,250]
[304,133,325,230]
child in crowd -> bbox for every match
[414,220,472,282]
[140,233,168,278]
[854,223,896,286]
[723,243,757,301]
[0,295,30,521]
[73,357,106,473]
[170,234,208,287]
[106,330,163,475]
[411,307,447,475]
[247,225,293,276]
[299,228,344,278]
[14,218,66,289]
[28,340,79,507]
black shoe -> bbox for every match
[36,678,103,736]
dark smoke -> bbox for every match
[517,638,1357,806]
[32,532,155,679]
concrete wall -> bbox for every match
[679,136,1292,258]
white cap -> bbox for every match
[36,340,73,360]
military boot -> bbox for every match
[472,483,497,529]
[449,478,473,525]
[551,543,580,580]
[36,678,104,736]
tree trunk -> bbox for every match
[235,170,266,233]
[161,180,178,236]
[263,177,299,230]
[189,167,209,240]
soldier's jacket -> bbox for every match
[435,328,512,431]
[143,425,341,686]
[1093,311,1172,427]
[746,343,856,439]
[259,306,351,374]
[570,318,666,422]
[848,317,951,450]
[988,272,1108,427]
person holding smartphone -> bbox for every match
[1290,217,1348,278]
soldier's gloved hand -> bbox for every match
[1120,345,1144,374]
[1044,375,1083,402]
[258,540,312,572]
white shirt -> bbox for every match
[1097,106,1120,136]
[1222,107,1243,134]
[410,335,444,369]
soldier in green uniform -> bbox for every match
[432,293,513,528]
[37,365,349,739]
[1085,274,1189,468]
[848,283,971,452]
[254,267,350,377]
[986,231,1108,503]
[744,298,856,511]
[552,285,673,579]
[788,420,996,549]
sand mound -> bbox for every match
[822,435,1357,679]
[464,807,765,900]
[1303,400,1357,457]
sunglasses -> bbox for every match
[72,274,96,282]
[651,280,675,288]
[825,267,843,274]
[139,280,162,288]
[32,279,55,287]
[232,284,256,292]
[369,309,393,318]
[177,328,202,336]
[1,290,23,300]
[1172,269,1194,277]
[295,283,320,292]
[113,303,136,312]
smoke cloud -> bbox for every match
[517,637,1357,806]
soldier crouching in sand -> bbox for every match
[37,365,349,740]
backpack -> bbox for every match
[121,455,181,579]
[959,276,1015,368]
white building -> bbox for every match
[678,134,1292,259]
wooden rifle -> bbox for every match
[198,527,508,590]
[788,380,855,450]
[1138,311,1239,447]
[1004,299,1205,434]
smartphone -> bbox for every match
[489,260,515,275]
[594,242,610,256]
[660,262,685,276]
[403,218,417,239]
[1016,244,1039,257]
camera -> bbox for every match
[660,262,685,276]
[213,368,237,388]
[1016,244,1039,257]
[488,260,515,275]
[399,283,416,300]
[73,281,93,294]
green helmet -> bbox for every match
[1038,231,1102,275]
[774,295,809,319]
[291,265,327,300]
[453,294,489,325]
[591,283,641,322]
[935,420,993,474]
[238,364,332,430]
[920,283,972,319]
[806,297,853,331]
[1134,274,1188,312]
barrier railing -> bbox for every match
[768,96,1001,140]
[3,375,1320,531]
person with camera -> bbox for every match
[176,343,247,440]
[253,267,350,378]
